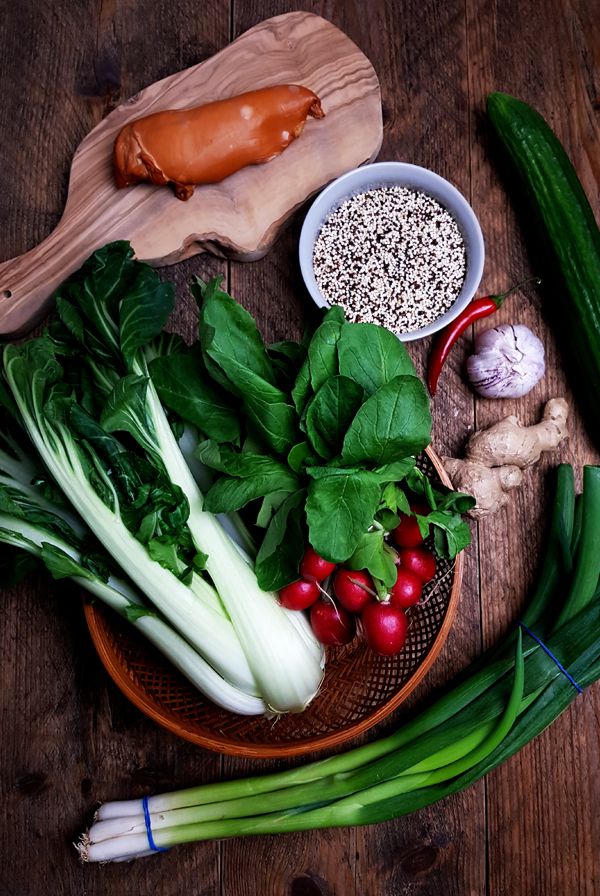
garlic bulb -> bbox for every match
[466,324,545,398]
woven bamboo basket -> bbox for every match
[85,446,463,758]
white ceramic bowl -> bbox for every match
[299,162,485,342]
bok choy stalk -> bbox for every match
[2,342,262,697]
[79,464,600,862]
[0,399,267,715]
[7,242,324,713]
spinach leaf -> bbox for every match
[268,341,308,390]
[196,440,294,481]
[255,490,306,591]
[305,464,365,480]
[203,459,300,512]
[306,471,381,562]
[342,376,431,465]
[150,349,241,444]
[346,530,398,587]
[307,314,344,393]
[372,458,416,482]
[305,376,364,459]
[195,281,299,454]
[287,441,316,473]
[255,490,292,528]
[269,340,307,367]
[337,322,417,394]
[291,358,313,415]
[234,368,298,455]
[196,276,276,386]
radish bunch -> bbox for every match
[278,505,438,657]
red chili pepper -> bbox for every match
[427,278,541,396]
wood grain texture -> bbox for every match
[0,10,382,336]
[1,1,599,895]
[466,1,600,894]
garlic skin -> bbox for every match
[466,324,545,398]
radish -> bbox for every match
[398,547,436,583]
[300,546,336,582]
[333,569,375,613]
[361,602,408,655]
[310,598,356,646]
[389,569,423,608]
[279,579,320,611]
[392,501,430,548]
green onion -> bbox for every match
[79,463,600,863]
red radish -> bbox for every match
[389,569,423,608]
[362,602,408,655]
[398,547,436,583]
[333,569,375,613]
[300,546,336,582]
[310,598,356,646]
[392,501,431,548]
[279,579,320,611]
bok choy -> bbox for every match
[0,396,267,715]
[2,243,324,714]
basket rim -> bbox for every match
[84,445,464,758]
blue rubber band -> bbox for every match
[519,622,583,694]
[142,795,168,852]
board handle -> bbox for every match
[0,224,94,338]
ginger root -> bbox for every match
[443,398,569,519]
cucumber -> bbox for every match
[487,92,600,445]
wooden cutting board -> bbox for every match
[0,11,382,337]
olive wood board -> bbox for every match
[0,11,383,337]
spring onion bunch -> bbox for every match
[1,243,324,714]
[78,464,600,862]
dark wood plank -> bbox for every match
[221,4,356,893]
[466,0,600,893]
[1,1,599,894]
[346,1,486,892]
[0,3,230,895]
[224,2,486,895]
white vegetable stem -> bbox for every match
[0,514,266,715]
[2,368,260,698]
[143,373,324,713]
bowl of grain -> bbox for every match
[299,162,485,341]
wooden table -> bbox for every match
[1,2,599,893]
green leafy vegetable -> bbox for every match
[337,323,417,393]
[347,530,398,587]
[342,376,432,465]
[150,348,241,444]
[255,490,306,591]
[182,280,471,586]
[2,244,325,716]
[306,472,382,562]
[304,376,364,459]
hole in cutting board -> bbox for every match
[1,289,12,299]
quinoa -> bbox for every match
[312,186,467,333]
